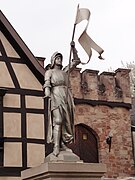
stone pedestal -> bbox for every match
[21,162,106,180]
[21,151,106,180]
[45,150,83,163]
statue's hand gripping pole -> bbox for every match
[65,5,80,104]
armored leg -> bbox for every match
[53,124,61,156]
[61,141,72,152]
[52,108,62,156]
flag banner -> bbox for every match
[75,8,90,24]
[75,7,104,63]
[79,31,104,61]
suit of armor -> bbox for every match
[44,44,80,156]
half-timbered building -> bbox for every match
[0,10,46,179]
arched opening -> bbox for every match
[68,123,99,163]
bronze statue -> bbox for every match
[44,42,80,156]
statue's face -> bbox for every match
[55,56,62,66]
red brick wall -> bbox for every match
[70,68,134,178]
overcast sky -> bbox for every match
[1,0,135,72]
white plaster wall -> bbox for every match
[0,32,20,58]
[4,94,20,108]
[11,63,42,90]
[27,113,44,139]
[27,143,44,167]
[25,95,44,109]
[0,177,21,180]
[0,61,14,87]
[4,142,22,167]
[4,113,21,137]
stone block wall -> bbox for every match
[70,68,131,103]
[131,97,135,123]
[69,68,134,178]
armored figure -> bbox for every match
[44,42,80,156]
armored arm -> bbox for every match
[64,41,81,72]
[43,70,52,97]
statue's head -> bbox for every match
[50,52,63,69]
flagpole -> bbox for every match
[66,4,79,104]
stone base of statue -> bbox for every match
[21,151,106,180]
[45,150,82,163]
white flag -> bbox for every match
[75,7,104,63]
[75,8,90,24]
